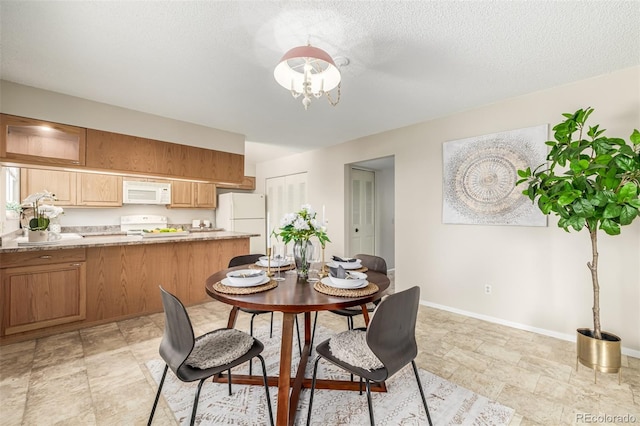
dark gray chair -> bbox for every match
[306,286,432,426]
[229,254,275,339]
[148,287,273,426]
[310,254,387,350]
[228,254,301,375]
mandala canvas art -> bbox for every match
[443,125,548,226]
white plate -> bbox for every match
[321,277,368,289]
[221,275,270,288]
[327,261,362,270]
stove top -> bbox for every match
[120,215,168,235]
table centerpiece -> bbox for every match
[274,204,330,280]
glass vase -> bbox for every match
[293,239,314,280]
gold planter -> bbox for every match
[576,328,621,384]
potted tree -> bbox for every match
[517,107,639,382]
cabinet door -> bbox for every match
[2,262,86,335]
[76,173,123,207]
[1,114,86,166]
[195,183,216,208]
[170,181,195,207]
[20,168,77,206]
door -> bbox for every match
[349,168,375,255]
[266,172,308,243]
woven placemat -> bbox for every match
[313,281,379,297]
[212,279,278,295]
[253,263,296,272]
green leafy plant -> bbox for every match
[517,107,640,340]
[274,204,330,247]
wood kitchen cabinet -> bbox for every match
[20,168,123,207]
[76,173,123,206]
[0,248,87,336]
[86,129,244,183]
[20,168,77,206]
[216,176,256,190]
[1,114,86,167]
[170,181,216,208]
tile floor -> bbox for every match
[1,275,638,425]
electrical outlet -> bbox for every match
[484,284,492,294]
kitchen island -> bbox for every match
[0,231,256,344]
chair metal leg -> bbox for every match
[147,364,168,425]
[411,360,433,426]
[310,311,318,355]
[227,369,232,396]
[256,355,274,426]
[269,311,274,337]
[365,379,375,425]
[249,314,257,376]
[190,379,206,426]
[294,315,302,356]
[306,356,322,426]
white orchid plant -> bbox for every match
[275,204,330,248]
[21,190,63,231]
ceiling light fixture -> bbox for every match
[274,44,342,110]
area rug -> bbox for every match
[146,323,514,425]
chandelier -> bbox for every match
[274,44,342,110]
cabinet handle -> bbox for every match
[39,255,53,259]
[70,263,81,267]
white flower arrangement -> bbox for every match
[21,190,62,231]
[275,204,330,247]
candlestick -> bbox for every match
[266,246,273,277]
[319,245,327,278]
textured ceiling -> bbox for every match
[1,1,639,158]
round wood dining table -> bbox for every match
[205,265,390,426]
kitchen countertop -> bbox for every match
[0,231,259,253]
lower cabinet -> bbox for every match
[0,238,249,343]
[1,249,86,335]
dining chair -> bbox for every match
[228,254,301,375]
[306,286,432,426]
[148,287,274,426]
[310,254,387,351]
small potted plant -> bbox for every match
[517,107,639,382]
[21,190,62,242]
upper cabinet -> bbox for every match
[21,168,122,207]
[76,173,123,207]
[216,176,256,191]
[169,181,216,209]
[85,129,244,183]
[1,114,86,166]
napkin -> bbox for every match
[329,265,348,278]
[230,271,263,278]
[332,255,358,263]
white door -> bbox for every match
[349,168,375,255]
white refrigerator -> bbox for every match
[216,193,266,254]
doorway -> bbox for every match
[347,156,395,269]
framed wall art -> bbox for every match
[442,124,548,226]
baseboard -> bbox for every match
[420,300,640,359]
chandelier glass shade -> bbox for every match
[274,44,341,110]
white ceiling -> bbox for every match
[1,1,639,161]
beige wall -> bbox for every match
[0,80,245,154]
[256,66,640,354]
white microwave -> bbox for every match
[123,181,171,205]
